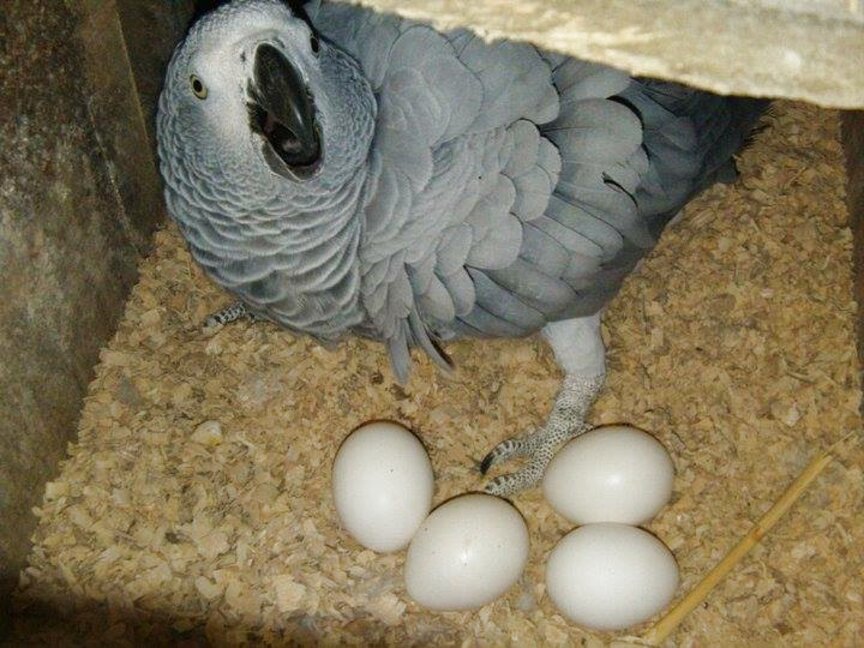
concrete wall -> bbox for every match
[114,0,196,149]
[355,0,864,108]
[845,112,864,372]
[0,0,191,625]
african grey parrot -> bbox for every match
[156,0,767,495]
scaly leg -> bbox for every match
[481,314,606,496]
[203,300,261,330]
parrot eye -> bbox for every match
[189,75,208,100]
[310,34,320,56]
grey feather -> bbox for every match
[502,121,541,177]
[313,2,400,89]
[457,300,528,338]
[470,270,547,331]
[545,195,623,257]
[511,168,555,222]
[387,325,411,384]
[484,259,577,315]
[465,211,523,270]
[439,268,476,317]
[464,177,521,269]
[543,99,643,163]
[550,59,631,102]
[416,274,456,323]
[435,224,473,276]
[408,309,452,372]
[451,36,559,132]
[520,223,571,277]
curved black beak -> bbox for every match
[248,43,321,177]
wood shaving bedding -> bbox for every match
[11,102,863,647]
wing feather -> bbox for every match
[312,4,765,381]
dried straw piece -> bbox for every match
[641,448,836,646]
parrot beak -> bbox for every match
[248,43,321,178]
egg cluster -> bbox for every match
[331,421,679,631]
[541,425,679,630]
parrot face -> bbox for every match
[157,0,377,339]
[158,0,343,196]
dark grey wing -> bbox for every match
[453,65,768,337]
[453,58,648,336]
[620,79,769,236]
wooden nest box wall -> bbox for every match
[1,0,862,643]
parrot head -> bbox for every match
[157,0,374,203]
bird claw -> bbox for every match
[479,372,603,496]
[479,428,538,475]
[480,421,591,497]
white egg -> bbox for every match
[543,425,674,525]
[331,420,433,552]
[546,523,679,631]
[404,493,529,611]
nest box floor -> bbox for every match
[12,102,864,646]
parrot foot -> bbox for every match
[203,301,260,331]
[480,373,603,496]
